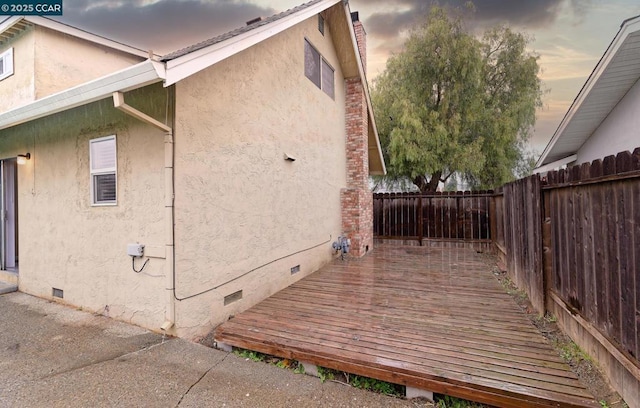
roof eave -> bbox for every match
[164,0,341,86]
[0,60,165,131]
[0,16,24,35]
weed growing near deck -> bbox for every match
[231,348,404,398]
[349,374,400,395]
[233,348,266,362]
[555,339,592,365]
[434,394,488,407]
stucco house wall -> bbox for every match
[0,24,142,113]
[576,78,640,165]
[172,15,347,338]
[33,25,143,99]
[0,84,169,331]
[0,26,35,112]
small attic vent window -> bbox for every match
[246,17,262,26]
[318,15,325,35]
[0,48,14,81]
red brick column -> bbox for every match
[352,16,366,74]
[341,75,373,257]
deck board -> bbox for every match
[215,245,599,408]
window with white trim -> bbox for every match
[90,135,117,205]
[304,39,334,99]
[0,48,14,81]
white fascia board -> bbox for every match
[0,16,23,34]
[24,16,151,59]
[533,155,577,175]
[164,0,340,86]
[342,2,386,175]
[0,60,165,131]
[537,17,640,168]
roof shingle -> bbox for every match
[161,0,324,61]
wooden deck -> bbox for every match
[214,245,598,408]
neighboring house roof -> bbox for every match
[0,16,151,59]
[536,15,640,170]
[0,0,386,175]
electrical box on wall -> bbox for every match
[127,243,145,257]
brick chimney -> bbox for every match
[341,11,373,257]
[351,11,366,73]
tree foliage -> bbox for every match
[372,5,542,192]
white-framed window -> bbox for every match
[0,48,14,81]
[304,39,335,99]
[90,135,117,206]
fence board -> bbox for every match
[502,175,544,313]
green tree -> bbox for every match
[372,5,542,192]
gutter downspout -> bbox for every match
[113,91,176,333]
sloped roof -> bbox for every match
[162,0,340,86]
[162,0,323,61]
[536,15,640,169]
[0,16,150,58]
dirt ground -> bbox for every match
[483,252,628,408]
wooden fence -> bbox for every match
[371,149,639,406]
[499,149,640,407]
[373,191,492,244]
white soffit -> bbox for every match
[164,0,340,86]
[0,60,165,131]
[537,16,640,167]
[0,17,25,43]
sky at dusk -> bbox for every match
[50,0,640,155]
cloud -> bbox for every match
[362,0,595,45]
[54,0,275,55]
[537,45,599,81]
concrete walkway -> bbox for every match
[0,292,422,408]
[0,280,17,295]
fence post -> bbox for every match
[418,196,423,246]
[489,193,497,250]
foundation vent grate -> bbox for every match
[224,290,242,306]
[52,288,64,299]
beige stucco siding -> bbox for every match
[0,27,35,112]
[173,15,347,338]
[0,84,169,331]
[33,26,143,99]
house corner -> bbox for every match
[341,12,373,258]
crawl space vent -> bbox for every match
[224,290,243,306]
[291,265,301,275]
[52,288,64,299]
